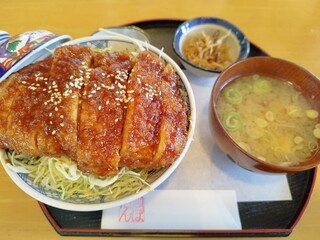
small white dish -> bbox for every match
[173,17,250,78]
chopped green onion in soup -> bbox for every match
[217,75,320,166]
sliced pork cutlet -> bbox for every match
[0,73,18,150]
[40,45,93,159]
[120,51,163,169]
[77,51,135,176]
[0,58,60,156]
[153,64,189,166]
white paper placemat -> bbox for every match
[156,71,292,202]
[101,190,241,230]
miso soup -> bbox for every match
[216,75,320,167]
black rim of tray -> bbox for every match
[38,19,317,238]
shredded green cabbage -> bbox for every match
[6,150,151,201]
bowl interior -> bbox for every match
[1,36,196,211]
[211,56,320,172]
[179,25,240,64]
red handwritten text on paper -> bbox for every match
[118,197,145,223]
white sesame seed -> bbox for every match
[52,130,56,135]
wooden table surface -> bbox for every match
[1,0,319,239]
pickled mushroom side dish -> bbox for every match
[0,45,191,200]
[182,30,233,71]
[216,75,320,167]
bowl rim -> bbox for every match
[211,56,320,173]
[172,16,250,74]
[92,26,151,43]
[0,35,196,211]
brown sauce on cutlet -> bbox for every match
[0,47,189,177]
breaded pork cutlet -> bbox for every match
[0,46,189,177]
[120,51,163,168]
[77,51,135,176]
[0,58,58,156]
[44,45,93,160]
[153,64,188,165]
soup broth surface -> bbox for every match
[216,75,320,167]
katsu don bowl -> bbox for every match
[0,35,196,211]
